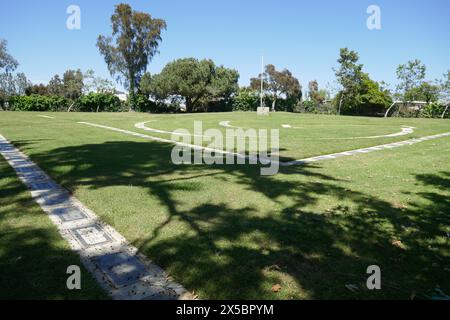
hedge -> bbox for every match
[76,92,123,112]
[9,95,70,111]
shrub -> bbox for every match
[76,92,123,112]
[419,102,448,118]
[296,100,338,115]
[232,88,259,111]
[129,94,178,113]
[9,95,69,111]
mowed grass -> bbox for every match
[0,111,449,299]
[0,157,107,299]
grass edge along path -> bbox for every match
[0,134,192,300]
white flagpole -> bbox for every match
[260,55,264,108]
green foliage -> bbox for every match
[406,81,440,104]
[308,80,326,104]
[357,74,393,115]
[128,94,175,113]
[0,39,18,74]
[332,49,392,115]
[76,92,122,112]
[396,59,426,100]
[145,58,239,112]
[333,48,364,114]
[297,100,337,114]
[231,88,259,111]
[419,102,448,118]
[9,94,70,111]
[250,64,302,111]
[97,3,167,99]
[25,84,49,96]
[47,69,84,101]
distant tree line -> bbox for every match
[1,3,449,118]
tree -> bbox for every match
[439,70,450,101]
[0,39,19,108]
[62,69,84,100]
[97,3,166,109]
[47,69,84,100]
[408,81,440,104]
[333,48,364,114]
[396,59,426,102]
[0,39,18,74]
[250,64,302,111]
[308,80,325,104]
[143,58,239,112]
[47,74,64,96]
[358,73,392,114]
[25,84,49,96]
[83,69,115,94]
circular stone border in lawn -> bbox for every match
[220,120,415,140]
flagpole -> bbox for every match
[260,55,264,108]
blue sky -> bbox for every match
[1,0,449,92]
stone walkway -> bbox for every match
[0,134,192,300]
[282,132,450,166]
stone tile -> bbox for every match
[34,190,71,207]
[51,206,88,222]
[28,181,58,191]
[15,166,38,173]
[92,252,150,288]
[72,225,113,248]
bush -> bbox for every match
[76,92,123,112]
[232,88,259,111]
[419,102,448,118]
[9,95,70,111]
[129,94,177,113]
[295,100,338,115]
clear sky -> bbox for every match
[1,0,449,92]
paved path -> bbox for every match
[282,132,450,166]
[0,134,191,300]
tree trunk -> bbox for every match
[271,98,277,112]
[128,71,135,112]
[67,102,75,112]
[442,104,450,119]
[338,91,344,115]
[185,97,193,113]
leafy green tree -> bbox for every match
[47,69,84,100]
[333,48,364,114]
[0,39,18,74]
[62,69,84,100]
[232,88,259,111]
[439,70,450,101]
[407,81,440,104]
[250,64,301,111]
[97,3,166,108]
[47,74,64,96]
[25,84,49,96]
[358,73,392,114]
[396,59,426,101]
[143,58,239,112]
[0,39,19,109]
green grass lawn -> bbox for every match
[0,111,449,299]
[0,156,107,299]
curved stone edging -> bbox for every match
[79,121,450,168]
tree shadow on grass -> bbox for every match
[0,160,107,300]
[12,139,450,299]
